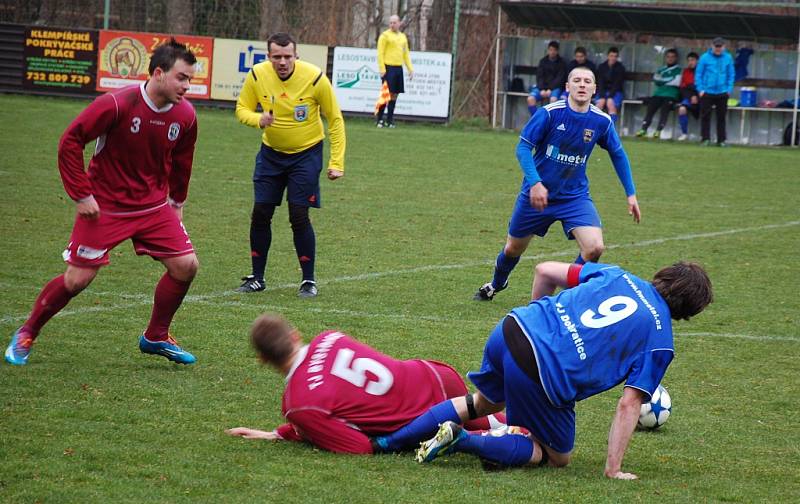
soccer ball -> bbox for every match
[638,384,672,429]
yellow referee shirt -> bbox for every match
[377,29,413,74]
[235,60,346,171]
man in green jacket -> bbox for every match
[636,49,681,139]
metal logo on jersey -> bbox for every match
[294,104,309,122]
[168,122,181,141]
[583,129,595,143]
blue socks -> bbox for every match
[574,253,586,265]
[527,104,537,116]
[455,432,535,466]
[375,400,460,452]
[611,113,618,124]
[492,251,520,290]
[679,114,689,134]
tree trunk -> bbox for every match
[259,0,286,41]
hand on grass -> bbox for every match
[225,427,280,440]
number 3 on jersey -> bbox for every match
[580,295,638,329]
[131,117,141,133]
[331,348,394,396]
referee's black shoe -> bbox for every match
[236,275,265,293]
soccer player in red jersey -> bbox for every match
[5,39,200,366]
[225,314,506,454]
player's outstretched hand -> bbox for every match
[327,169,344,180]
[605,470,638,480]
[76,195,100,220]
[627,195,641,224]
[529,182,549,211]
[225,427,280,441]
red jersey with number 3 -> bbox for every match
[58,82,197,213]
[280,331,459,453]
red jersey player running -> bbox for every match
[5,40,200,366]
[225,314,506,454]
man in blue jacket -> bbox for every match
[695,37,735,146]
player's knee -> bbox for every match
[251,203,275,227]
[288,204,312,232]
[582,243,605,261]
[63,266,98,293]
[527,96,537,106]
[678,106,687,116]
[504,239,527,257]
[167,254,199,281]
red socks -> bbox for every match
[143,273,192,341]
[23,274,77,338]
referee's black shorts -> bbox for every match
[383,65,405,94]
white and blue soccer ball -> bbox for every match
[638,384,672,429]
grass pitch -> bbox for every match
[1,94,798,502]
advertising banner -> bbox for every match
[96,30,213,98]
[210,39,328,101]
[23,27,98,93]
[331,46,451,118]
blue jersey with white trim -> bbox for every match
[510,263,674,408]
[519,102,622,200]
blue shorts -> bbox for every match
[507,192,602,239]
[468,320,576,454]
[593,91,623,109]
[529,86,563,102]
[383,65,405,94]
[253,142,323,208]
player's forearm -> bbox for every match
[235,103,263,129]
[605,392,641,475]
[609,148,635,197]
[58,130,93,201]
[327,116,346,171]
[515,141,541,187]
[403,51,414,73]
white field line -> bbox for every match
[1,220,798,328]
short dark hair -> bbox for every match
[267,32,296,52]
[666,48,679,57]
[608,46,619,55]
[575,46,587,56]
[548,40,560,49]
[250,314,296,366]
[687,51,699,59]
[652,262,713,321]
[148,38,196,75]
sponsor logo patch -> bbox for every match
[76,245,108,260]
[294,104,309,122]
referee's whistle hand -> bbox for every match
[259,111,274,128]
[327,169,344,180]
[529,182,548,211]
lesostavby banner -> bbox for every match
[96,30,213,98]
[331,46,451,118]
[23,27,98,93]
[210,39,328,101]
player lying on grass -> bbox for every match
[225,314,506,453]
[375,260,712,479]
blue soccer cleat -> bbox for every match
[139,334,196,365]
[415,421,468,463]
[5,328,34,366]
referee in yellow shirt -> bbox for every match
[235,33,346,297]
[376,15,414,128]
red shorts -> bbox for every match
[424,360,469,399]
[62,203,194,267]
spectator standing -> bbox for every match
[696,37,735,146]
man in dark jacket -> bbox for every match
[527,41,567,116]
[594,47,625,123]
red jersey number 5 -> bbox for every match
[331,348,394,396]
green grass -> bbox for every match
[1,93,799,502]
